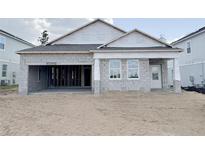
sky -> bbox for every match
[0,18,205,45]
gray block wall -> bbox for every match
[99,59,151,92]
[19,54,94,95]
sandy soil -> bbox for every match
[0,89,205,136]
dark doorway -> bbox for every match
[84,66,91,86]
[47,65,91,88]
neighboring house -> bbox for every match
[170,26,205,87]
[17,19,182,95]
[0,29,34,85]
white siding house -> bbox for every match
[0,30,34,85]
[169,27,205,87]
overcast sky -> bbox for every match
[0,18,205,45]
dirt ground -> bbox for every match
[0,88,205,135]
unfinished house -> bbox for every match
[17,19,182,95]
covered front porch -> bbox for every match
[93,49,182,94]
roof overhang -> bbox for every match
[16,51,91,54]
[93,51,181,59]
[17,48,183,54]
[91,48,183,53]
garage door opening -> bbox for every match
[28,65,92,93]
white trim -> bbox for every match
[94,52,180,59]
[26,62,93,66]
[92,49,182,53]
[127,59,140,80]
[109,59,122,80]
[17,48,183,54]
[17,51,91,54]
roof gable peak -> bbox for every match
[99,28,171,48]
[47,19,126,45]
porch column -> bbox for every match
[94,58,100,94]
[19,63,29,95]
[173,58,181,93]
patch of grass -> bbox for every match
[0,85,18,90]
[0,85,18,95]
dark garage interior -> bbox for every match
[28,65,92,93]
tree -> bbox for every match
[38,30,49,45]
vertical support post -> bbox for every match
[19,56,29,95]
[94,58,100,95]
[81,65,84,87]
[173,58,181,93]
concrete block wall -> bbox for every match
[19,56,28,95]
[99,59,151,92]
[22,53,94,65]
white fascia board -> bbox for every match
[91,49,182,53]
[93,52,180,59]
[17,51,91,54]
[26,62,93,66]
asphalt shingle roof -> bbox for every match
[19,44,102,52]
[18,44,180,53]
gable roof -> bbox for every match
[0,29,35,47]
[17,44,182,54]
[98,29,172,48]
[47,19,126,45]
[171,26,205,45]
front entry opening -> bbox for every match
[150,65,162,89]
[47,65,91,88]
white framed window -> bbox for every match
[127,59,139,79]
[187,41,191,54]
[109,60,121,80]
[2,64,7,77]
[0,36,6,51]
